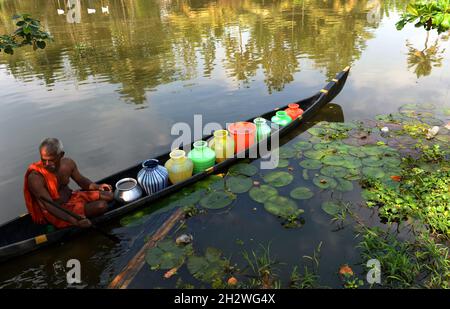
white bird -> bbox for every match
[57,9,65,15]
[87,8,96,14]
[101,6,109,14]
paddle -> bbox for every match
[39,196,120,243]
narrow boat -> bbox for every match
[0,67,350,263]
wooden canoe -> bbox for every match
[0,67,350,263]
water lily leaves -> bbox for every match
[344,168,361,181]
[309,136,330,144]
[249,185,278,203]
[362,145,385,156]
[290,187,314,200]
[304,149,326,160]
[120,211,152,227]
[199,191,236,209]
[320,166,348,178]
[194,175,224,190]
[383,156,402,168]
[361,189,379,202]
[264,196,304,218]
[420,117,443,126]
[279,147,297,159]
[299,159,323,170]
[321,155,346,166]
[293,141,312,151]
[187,247,228,283]
[348,147,367,158]
[362,167,385,179]
[337,156,362,169]
[275,159,289,168]
[313,176,337,189]
[145,240,193,270]
[321,201,342,216]
[262,171,293,187]
[335,178,354,192]
[330,122,357,131]
[375,113,404,123]
[362,156,383,167]
[308,127,327,136]
[226,176,253,193]
[228,163,258,177]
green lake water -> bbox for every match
[0,0,449,288]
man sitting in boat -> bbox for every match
[24,138,113,229]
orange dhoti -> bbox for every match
[42,191,101,229]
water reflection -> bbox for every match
[66,0,81,24]
[406,36,445,79]
[0,0,406,104]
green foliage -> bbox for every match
[290,242,322,289]
[0,14,52,54]
[396,0,450,34]
[357,227,450,288]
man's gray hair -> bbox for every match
[39,138,64,155]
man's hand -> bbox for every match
[89,183,113,192]
[76,218,92,228]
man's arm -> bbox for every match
[28,172,79,226]
[70,159,112,191]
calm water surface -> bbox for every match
[0,0,449,288]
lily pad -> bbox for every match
[361,189,379,202]
[309,136,329,144]
[313,176,337,189]
[145,240,193,270]
[194,175,224,190]
[308,127,327,136]
[420,117,443,126]
[362,145,385,156]
[290,187,314,200]
[362,167,385,179]
[362,156,383,167]
[344,168,361,181]
[348,147,367,158]
[330,122,357,131]
[262,171,294,187]
[279,147,297,159]
[248,185,278,203]
[321,201,342,216]
[264,196,304,218]
[299,159,323,170]
[199,191,236,209]
[335,178,354,192]
[275,159,290,168]
[293,141,312,151]
[304,150,327,160]
[187,247,228,283]
[228,163,258,177]
[383,157,402,168]
[320,166,348,178]
[226,176,253,194]
[321,155,346,166]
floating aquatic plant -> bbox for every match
[226,176,253,194]
[145,240,193,270]
[262,171,294,187]
[249,185,278,203]
[229,163,258,177]
[199,191,236,209]
[290,187,314,200]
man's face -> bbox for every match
[40,147,62,173]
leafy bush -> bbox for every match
[396,0,450,34]
[0,14,52,54]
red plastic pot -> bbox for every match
[227,122,257,153]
